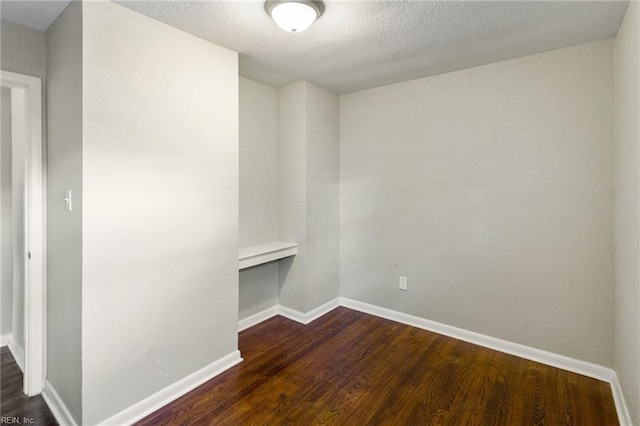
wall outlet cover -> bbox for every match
[399,276,408,291]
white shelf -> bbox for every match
[239,241,298,270]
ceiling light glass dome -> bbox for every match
[266,1,324,33]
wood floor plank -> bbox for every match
[0,346,58,425]
[362,328,445,425]
[301,324,424,425]
[262,316,407,424]
[378,336,462,425]
[140,308,364,426]
[209,313,388,424]
[2,308,619,426]
[136,307,619,426]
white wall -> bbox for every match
[0,20,47,80]
[81,2,239,423]
[278,82,308,312]
[277,82,340,314]
[305,84,340,310]
[340,40,614,366]
[1,87,12,338]
[239,77,278,248]
[239,77,279,320]
[0,19,46,358]
[46,2,83,422]
[614,2,640,424]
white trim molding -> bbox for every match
[1,70,46,396]
[239,241,298,270]
[239,297,631,424]
[339,297,631,425]
[8,337,25,373]
[339,298,613,382]
[239,306,279,332]
[1,333,10,347]
[240,299,340,331]
[42,381,80,426]
[610,374,633,426]
[278,299,341,325]
[277,305,308,324]
[100,350,243,426]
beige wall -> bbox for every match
[340,40,614,366]
[239,77,279,320]
[614,2,640,424]
[81,2,239,423]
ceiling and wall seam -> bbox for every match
[2,1,628,94]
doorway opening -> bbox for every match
[0,70,45,396]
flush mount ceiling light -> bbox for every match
[266,0,324,33]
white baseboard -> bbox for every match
[304,299,341,323]
[277,305,307,324]
[241,299,341,329]
[278,298,340,325]
[8,337,24,373]
[339,297,631,425]
[239,306,279,332]
[339,297,613,382]
[238,297,631,425]
[42,381,80,426]
[100,350,243,426]
[1,333,9,346]
[610,374,633,426]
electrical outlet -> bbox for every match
[399,276,408,291]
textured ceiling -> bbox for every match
[117,1,629,94]
[1,1,629,94]
[1,1,71,31]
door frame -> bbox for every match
[1,70,46,396]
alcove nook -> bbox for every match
[238,78,339,327]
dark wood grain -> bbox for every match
[137,307,619,426]
[1,346,58,426]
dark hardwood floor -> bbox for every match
[138,307,619,426]
[0,346,57,425]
